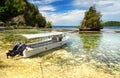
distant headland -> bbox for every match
[102,21,120,26]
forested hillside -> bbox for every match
[103,21,120,26]
[0,0,46,27]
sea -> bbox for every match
[52,26,76,29]
[52,25,120,30]
[52,25,120,71]
[52,26,77,30]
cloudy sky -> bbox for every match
[28,0,120,26]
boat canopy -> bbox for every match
[20,32,63,39]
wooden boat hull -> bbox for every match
[23,36,69,57]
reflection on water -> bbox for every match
[92,33,120,65]
[65,32,120,71]
[80,33,101,52]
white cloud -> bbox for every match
[96,0,114,6]
[29,0,120,25]
[39,6,55,11]
[28,0,40,4]
[73,0,96,7]
[73,0,120,21]
[41,10,85,26]
[28,0,61,4]
[96,0,120,21]
[40,0,61,4]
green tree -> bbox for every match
[0,0,46,27]
[102,21,120,26]
[46,21,52,28]
[0,6,9,21]
[0,0,26,21]
[24,3,46,27]
[80,6,103,31]
[5,0,26,16]
[0,0,5,6]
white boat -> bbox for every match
[21,32,69,57]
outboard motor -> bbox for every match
[6,42,27,58]
[16,43,27,56]
[12,42,21,51]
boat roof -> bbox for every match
[20,32,63,39]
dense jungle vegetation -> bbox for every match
[0,0,46,27]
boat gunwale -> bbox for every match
[26,36,69,49]
[20,32,64,39]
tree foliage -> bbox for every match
[0,0,46,27]
[102,21,120,26]
[0,0,26,21]
[46,21,52,28]
[80,6,103,31]
[24,3,46,27]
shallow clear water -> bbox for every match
[57,28,120,71]
[51,26,120,64]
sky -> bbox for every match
[28,0,120,26]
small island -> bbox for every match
[79,6,103,31]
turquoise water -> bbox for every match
[66,32,120,63]
[62,32,120,71]
[52,26,120,71]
